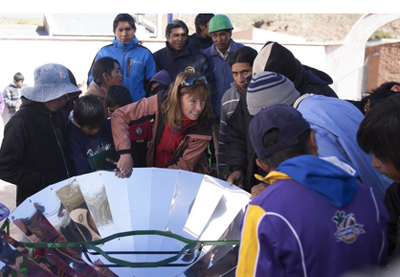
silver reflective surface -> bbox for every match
[5,168,251,276]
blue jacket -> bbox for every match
[67,116,114,175]
[237,155,389,277]
[153,42,215,96]
[88,37,156,102]
[202,40,244,119]
[295,94,393,199]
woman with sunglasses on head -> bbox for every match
[111,71,213,178]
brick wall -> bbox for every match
[365,42,400,92]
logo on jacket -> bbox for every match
[332,211,365,244]
[184,66,195,73]
[134,126,143,136]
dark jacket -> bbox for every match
[0,98,75,205]
[225,91,266,192]
[257,41,338,98]
[153,42,215,95]
[384,182,400,259]
[202,40,244,119]
[67,116,114,175]
[187,33,213,50]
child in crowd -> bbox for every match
[2,72,26,125]
[105,85,151,167]
[67,95,114,175]
[357,94,400,261]
[146,69,172,97]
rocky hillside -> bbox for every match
[1,14,399,42]
[178,13,400,42]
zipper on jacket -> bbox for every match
[127,57,132,77]
[49,113,70,178]
[164,134,174,166]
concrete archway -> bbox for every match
[326,13,400,100]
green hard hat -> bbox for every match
[208,14,233,33]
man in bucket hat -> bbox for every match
[236,104,389,277]
[0,63,81,206]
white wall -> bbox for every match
[0,37,329,94]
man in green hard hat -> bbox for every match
[203,14,246,176]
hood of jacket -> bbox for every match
[21,96,52,115]
[275,155,358,207]
[147,70,172,91]
[112,36,139,50]
[256,41,333,90]
[86,81,105,99]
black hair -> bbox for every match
[106,85,133,108]
[73,95,104,128]
[62,68,81,115]
[13,72,24,82]
[262,128,311,170]
[357,95,400,171]
[194,13,214,34]
[113,13,136,33]
[369,81,400,109]
[92,57,120,87]
[166,19,188,37]
[229,46,258,67]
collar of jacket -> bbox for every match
[21,96,53,115]
[9,82,19,89]
[208,39,235,56]
[165,41,191,57]
[112,36,139,50]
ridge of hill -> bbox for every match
[1,14,400,42]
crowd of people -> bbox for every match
[1,12,400,276]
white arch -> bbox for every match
[326,13,400,100]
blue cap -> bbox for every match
[249,104,310,160]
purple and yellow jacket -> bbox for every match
[237,155,389,277]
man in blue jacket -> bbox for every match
[237,104,389,277]
[87,13,156,102]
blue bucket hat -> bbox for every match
[22,63,81,102]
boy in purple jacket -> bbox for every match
[237,104,389,277]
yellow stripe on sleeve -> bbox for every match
[236,205,267,277]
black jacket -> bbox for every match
[225,91,266,193]
[0,98,75,205]
[187,33,213,50]
[153,42,215,94]
[259,41,338,98]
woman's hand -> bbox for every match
[115,154,133,178]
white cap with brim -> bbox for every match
[22,63,81,103]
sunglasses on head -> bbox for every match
[391,84,400,92]
[180,76,208,88]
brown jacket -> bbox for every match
[111,92,212,173]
